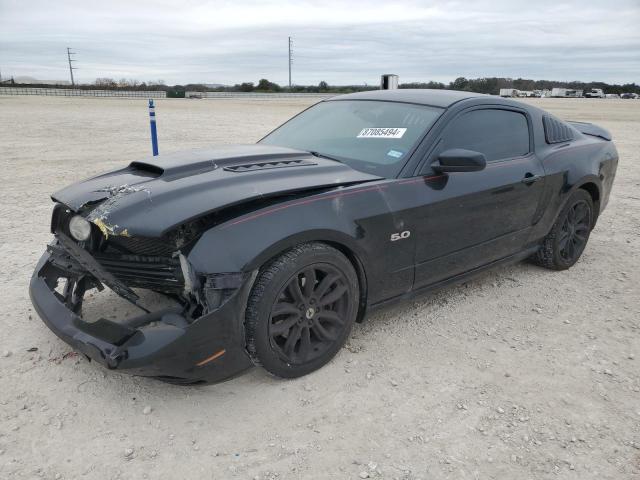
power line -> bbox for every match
[288,36,293,88]
[66,47,77,86]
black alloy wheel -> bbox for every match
[533,189,594,270]
[269,264,350,365]
[558,200,591,263]
[245,243,359,378]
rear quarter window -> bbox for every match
[543,115,574,144]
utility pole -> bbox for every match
[66,47,77,86]
[288,36,293,89]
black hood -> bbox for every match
[52,144,381,237]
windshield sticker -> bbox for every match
[357,127,407,139]
[387,149,404,159]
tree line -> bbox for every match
[6,76,639,96]
[399,77,640,95]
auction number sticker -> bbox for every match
[357,127,407,139]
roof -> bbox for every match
[328,89,486,108]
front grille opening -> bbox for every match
[80,287,182,324]
[93,253,185,293]
[107,236,176,257]
[53,277,69,296]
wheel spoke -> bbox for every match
[312,318,336,341]
[272,302,300,317]
[298,326,311,361]
[271,316,299,336]
[318,283,348,306]
[287,276,306,304]
[558,227,570,243]
[283,324,302,356]
[566,237,575,258]
[314,273,339,300]
[574,203,588,223]
[302,268,316,298]
[316,309,344,325]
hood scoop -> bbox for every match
[125,144,313,178]
[129,161,164,176]
[224,159,316,173]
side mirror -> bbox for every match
[432,149,486,173]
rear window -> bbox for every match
[442,109,530,162]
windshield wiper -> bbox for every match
[308,151,344,164]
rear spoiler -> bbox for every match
[567,121,612,141]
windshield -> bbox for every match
[260,100,443,177]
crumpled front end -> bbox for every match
[29,204,254,384]
[31,144,382,383]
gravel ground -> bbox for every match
[0,96,638,480]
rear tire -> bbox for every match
[245,243,359,378]
[533,189,594,270]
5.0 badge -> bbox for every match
[390,231,411,242]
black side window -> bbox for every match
[442,109,530,162]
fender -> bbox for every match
[187,203,369,274]
[544,175,602,232]
[186,181,412,305]
[531,138,616,242]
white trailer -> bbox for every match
[499,88,519,97]
[551,88,584,98]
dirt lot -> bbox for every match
[0,95,638,480]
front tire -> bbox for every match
[245,243,359,378]
[533,189,594,270]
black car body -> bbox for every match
[30,89,618,383]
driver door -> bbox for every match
[412,106,546,289]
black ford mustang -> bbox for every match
[30,89,618,384]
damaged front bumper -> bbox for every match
[29,247,255,384]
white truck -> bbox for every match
[585,88,605,98]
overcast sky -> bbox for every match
[1,0,639,86]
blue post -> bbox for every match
[148,98,159,156]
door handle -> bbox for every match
[521,173,541,185]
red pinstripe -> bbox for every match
[222,173,445,229]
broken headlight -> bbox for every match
[68,215,92,242]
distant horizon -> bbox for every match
[3,74,639,89]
